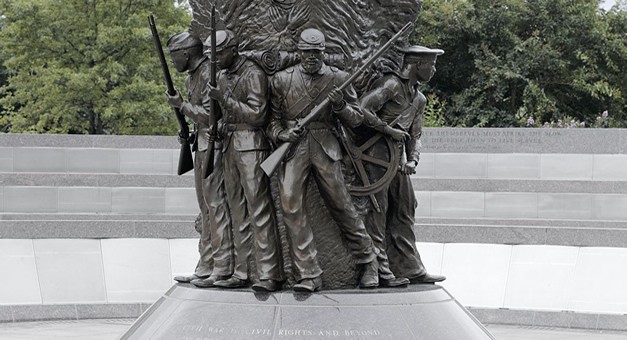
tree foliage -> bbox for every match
[0,0,191,134]
[414,0,627,127]
[1,0,625,132]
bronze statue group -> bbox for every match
[165,27,445,293]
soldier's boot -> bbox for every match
[408,272,446,284]
[213,277,248,288]
[293,277,322,293]
[174,273,208,283]
[252,280,280,292]
[359,259,379,289]
[191,275,229,288]
[379,276,410,288]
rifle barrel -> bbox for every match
[148,14,176,96]
[201,6,218,179]
[148,14,194,175]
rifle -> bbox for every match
[148,14,194,176]
[201,5,218,179]
[260,22,414,176]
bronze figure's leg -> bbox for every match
[204,148,233,277]
[386,172,423,278]
[175,149,213,283]
[311,146,376,265]
[386,173,445,283]
[364,187,396,279]
[193,148,236,289]
[220,147,253,285]
[279,141,322,283]
[235,150,283,282]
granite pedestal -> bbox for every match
[120,284,494,339]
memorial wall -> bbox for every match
[0,129,626,330]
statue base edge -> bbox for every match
[119,283,494,340]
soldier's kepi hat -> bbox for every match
[203,30,238,53]
[167,32,202,52]
[401,45,444,62]
[298,28,325,50]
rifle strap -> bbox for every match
[287,75,336,121]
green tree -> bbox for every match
[415,0,627,127]
[0,0,191,134]
[0,14,9,131]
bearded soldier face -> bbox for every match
[300,49,323,74]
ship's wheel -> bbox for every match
[344,132,400,212]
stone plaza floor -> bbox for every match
[0,319,626,340]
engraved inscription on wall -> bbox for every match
[421,129,564,152]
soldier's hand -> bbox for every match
[384,126,410,142]
[205,84,222,101]
[328,87,345,108]
[401,160,418,175]
[177,130,187,145]
[166,90,183,109]
[278,126,305,143]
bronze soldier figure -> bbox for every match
[203,30,283,292]
[268,28,380,292]
[165,32,233,285]
[360,45,446,284]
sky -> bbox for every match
[601,0,617,10]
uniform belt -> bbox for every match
[225,123,260,131]
[307,122,333,130]
[285,120,332,130]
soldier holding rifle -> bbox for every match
[202,30,283,292]
[267,29,381,292]
[164,32,233,286]
[360,46,446,284]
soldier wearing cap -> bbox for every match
[268,28,380,292]
[201,30,283,292]
[359,45,446,284]
[165,32,233,285]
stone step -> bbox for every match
[1,213,624,247]
[0,218,197,239]
[412,178,627,194]
[0,213,197,221]
[415,223,627,248]
[0,173,193,187]
[3,173,626,194]
[416,217,627,229]
[413,217,627,247]
[2,128,626,153]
